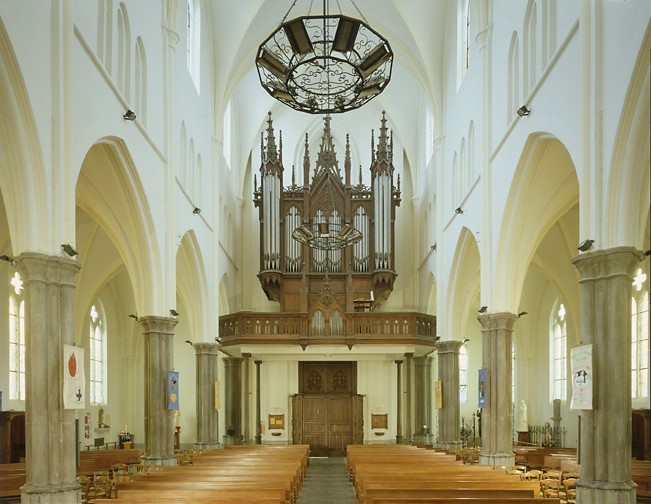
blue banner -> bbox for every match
[478,368,487,408]
[168,370,179,410]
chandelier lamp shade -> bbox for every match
[256,0,393,114]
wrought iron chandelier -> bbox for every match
[256,0,393,114]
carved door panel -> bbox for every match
[292,395,303,445]
[328,396,353,456]
[352,394,364,445]
[302,396,328,457]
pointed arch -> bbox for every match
[495,135,578,311]
[75,138,162,315]
[176,230,210,342]
[446,227,480,339]
[607,20,651,248]
[117,3,131,100]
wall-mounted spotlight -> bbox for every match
[170,309,179,316]
[455,207,464,215]
[123,109,136,121]
[517,311,528,318]
[61,244,78,257]
[517,105,530,117]
[478,306,488,313]
[214,335,222,343]
[184,339,193,346]
[434,336,441,341]
[462,338,470,344]
[193,207,201,215]
[0,254,15,265]
[128,313,138,320]
[577,239,594,252]
[644,249,650,257]
[430,244,437,251]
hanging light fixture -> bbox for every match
[256,0,393,114]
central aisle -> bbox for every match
[296,457,358,504]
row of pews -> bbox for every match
[96,444,310,504]
[513,446,651,498]
[347,445,561,504]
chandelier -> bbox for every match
[256,0,393,114]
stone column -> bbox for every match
[255,360,262,444]
[140,316,178,468]
[194,342,220,449]
[395,360,403,444]
[223,357,244,444]
[477,312,517,468]
[16,253,81,504]
[573,247,643,504]
[413,355,433,445]
[242,353,251,442]
[436,340,464,451]
[404,352,414,443]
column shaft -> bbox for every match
[413,356,433,445]
[477,312,516,468]
[17,253,81,504]
[255,361,262,444]
[404,352,414,443]
[140,316,178,468]
[242,353,251,442]
[223,357,244,444]
[436,341,463,450]
[194,343,220,449]
[395,360,403,444]
[573,247,642,504]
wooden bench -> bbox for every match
[116,488,289,503]
[79,448,143,473]
[369,499,561,504]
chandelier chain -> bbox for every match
[349,0,369,25]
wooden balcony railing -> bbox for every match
[218,312,436,348]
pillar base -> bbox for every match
[437,440,462,451]
[223,435,243,445]
[577,480,637,504]
[141,455,177,470]
[195,441,220,450]
[413,433,433,446]
[21,482,81,504]
[479,451,515,468]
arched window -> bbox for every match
[459,344,468,403]
[187,0,201,92]
[8,273,25,401]
[457,0,471,87]
[117,3,131,100]
[223,101,232,170]
[508,32,520,125]
[551,302,567,401]
[135,37,147,125]
[89,303,107,404]
[632,268,649,399]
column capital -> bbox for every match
[15,252,81,286]
[193,342,220,356]
[572,246,644,281]
[241,352,252,358]
[395,359,403,366]
[254,360,262,366]
[138,315,178,335]
[435,340,464,354]
[477,312,517,332]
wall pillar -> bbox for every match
[17,253,81,504]
[436,340,464,451]
[573,247,643,504]
[404,352,414,443]
[395,360,403,444]
[194,342,220,449]
[140,316,178,468]
[413,355,433,446]
[255,360,262,444]
[242,353,251,442]
[223,357,243,444]
[477,312,517,468]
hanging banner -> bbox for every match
[168,370,179,410]
[63,345,85,409]
[478,368,487,408]
[571,344,593,410]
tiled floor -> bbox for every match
[296,457,358,504]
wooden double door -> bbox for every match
[292,362,363,457]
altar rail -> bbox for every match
[219,312,436,348]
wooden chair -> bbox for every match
[541,477,561,498]
[521,469,543,480]
[543,469,562,480]
[506,467,523,476]
[563,477,577,503]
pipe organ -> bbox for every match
[253,112,401,337]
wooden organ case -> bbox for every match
[253,113,401,345]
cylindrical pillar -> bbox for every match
[404,352,414,443]
[477,312,517,468]
[194,342,220,449]
[573,247,643,504]
[395,360,403,444]
[17,253,81,504]
[140,315,178,468]
[242,353,251,442]
[223,357,244,444]
[413,355,433,446]
[255,360,262,444]
[436,340,464,450]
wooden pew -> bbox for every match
[116,488,289,503]
[97,498,282,504]
[369,499,561,504]
[78,448,143,473]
